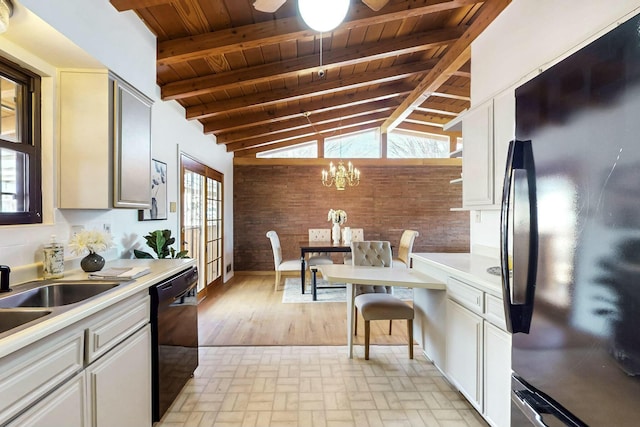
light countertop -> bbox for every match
[411,252,503,297]
[0,258,196,359]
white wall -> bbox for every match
[469,0,640,250]
[0,0,234,283]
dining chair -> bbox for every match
[307,228,334,292]
[351,240,414,360]
[266,230,300,292]
[342,228,364,264]
[393,230,420,268]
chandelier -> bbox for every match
[322,161,360,191]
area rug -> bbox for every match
[282,278,413,303]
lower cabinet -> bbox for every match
[446,298,483,410]
[0,292,152,427]
[7,373,88,427]
[86,324,152,427]
[483,321,511,427]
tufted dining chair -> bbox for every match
[351,241,414,360]
[342,228,364,264]
[266,230,300,292]
[393,230,420,268]
[308,229,334,266]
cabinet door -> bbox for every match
[112,78,153,209]
[446,298,483,410]
[483,322,512,427]
[462,101,494,206]
[493,90,516,205]
[59,71,111,209]
[86,325,152,427]
[8,373,88,427]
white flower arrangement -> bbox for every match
[69,230,114,255]
[327,209,347,225]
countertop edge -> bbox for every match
[411,252,504,297]
[0,258,196,359]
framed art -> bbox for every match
[138,159,167,221]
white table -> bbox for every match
[318,264,446,358]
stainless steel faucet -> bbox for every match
[0,265,11,292]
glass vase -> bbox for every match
[80,251,105,272]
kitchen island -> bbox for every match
[0,258,195,427]
[411,252,510,427]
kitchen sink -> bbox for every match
[0,282,120,308]
[0,309,52,334]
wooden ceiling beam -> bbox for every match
[431,84,471,100]
[405,112,450,127]
[187,60,437,120]
[157,0,483,65]
[382,0,511,133]
[109,0,171,12]
[416,100,468,116]
[216,99,399,144]
[203,83,413,134]
[226,112,389,152]
[237,121,386,156]
[161,27,465,101]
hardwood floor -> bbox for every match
[198,274,411,347]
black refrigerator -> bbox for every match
[501,11,640,427]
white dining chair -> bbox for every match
[342,228,364,264]
[266,230,299,291]
[393,230,419,268]
[351,240,414,360]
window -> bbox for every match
[257,141,318,158]
[388,130,449,158]
[0,57,41,225]
[325,128,380,158]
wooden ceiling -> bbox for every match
[110,0,510,156]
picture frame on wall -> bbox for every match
[138,159,167,221]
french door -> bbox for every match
[180,154,223,292]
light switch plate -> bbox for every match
[170,202,177,213]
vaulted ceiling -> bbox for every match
[109,0,510,156]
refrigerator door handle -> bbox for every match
[500,139,538,333]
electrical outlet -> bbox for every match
[70,225,84,239]
[475,211,482,223]
[226,264,232,273]
[103,223,111,234]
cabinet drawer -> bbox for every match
[86,293,150,364]
[485,294,507,331]
[0,332,84,425]
[447,277,483,314]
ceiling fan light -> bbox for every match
[0,0,13,34]
[298,0,349,32]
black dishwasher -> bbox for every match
[149,266,199,422]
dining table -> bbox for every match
[299,240,351,296]
[317,263,446,359]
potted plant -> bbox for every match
[134,229,189,259]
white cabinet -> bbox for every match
[0,291,152,426]
[461,89,515,209]
[0,331,84,425]
[492,90,516,204]
[462,100,494,207]
[59,70,152,210]
[484,321,512,427]
[446,298,483,410]
[86,324,152,427]
[7,373,88,427]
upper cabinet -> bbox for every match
[462,100,494,207]
[461,90,515,210]
[59,70,153,210]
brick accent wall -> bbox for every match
[234,164,469,271]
